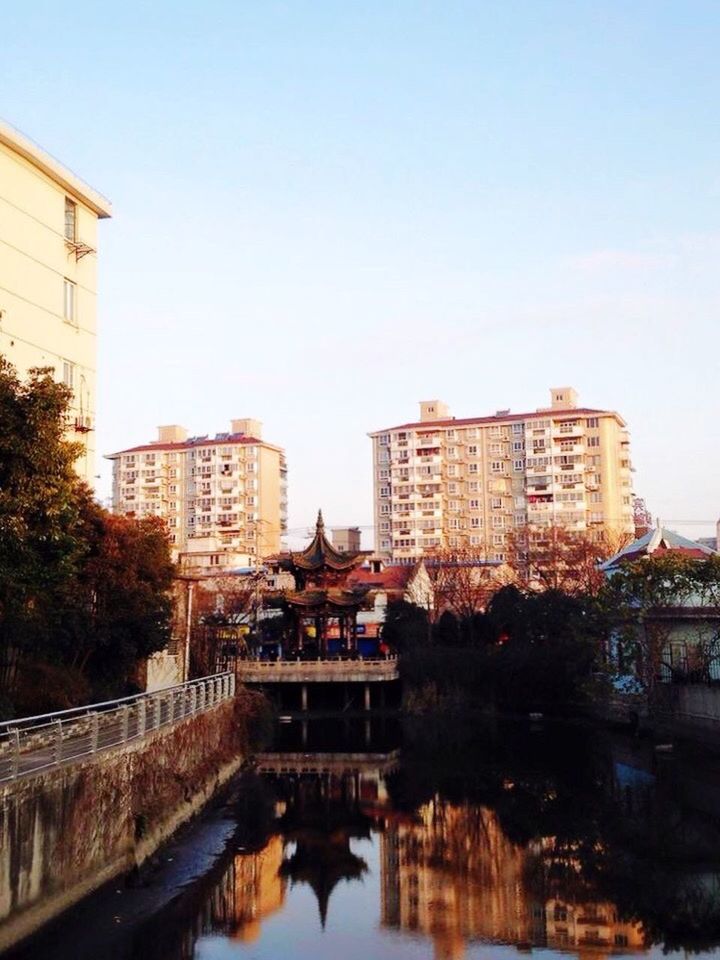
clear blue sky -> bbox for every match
[4,1,719,543]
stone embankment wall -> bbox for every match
[0,694,253,952]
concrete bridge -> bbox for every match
[234,655,400,712]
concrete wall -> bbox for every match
[0,696,250,952]
[658,684,720,732]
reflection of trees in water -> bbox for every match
[386,717,720,954]
[132,725,720,959]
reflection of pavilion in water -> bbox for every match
[380,800,646,960]
[203,758,394,942]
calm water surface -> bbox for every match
[9,717,720,960]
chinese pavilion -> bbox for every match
[279,510,371,656]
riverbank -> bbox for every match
[0,688,270,954]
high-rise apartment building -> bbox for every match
[108,420,288,569]
[0,120,112,482]
[369,387,634,562]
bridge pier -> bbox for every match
[364,684,371,711]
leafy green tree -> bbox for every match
[381,599,430,652]
[0,359,177,709]
[57,494,176,693]
[0,360,85,682]
[600,553,720,691]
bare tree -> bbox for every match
[505,524,623,596]
[425,548,499,620]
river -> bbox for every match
[6,715,720,960]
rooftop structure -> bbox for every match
[601,526,717,574]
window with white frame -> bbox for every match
[63,279,76,324]
[62,360,74,389]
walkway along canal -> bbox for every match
[0,673,253,952]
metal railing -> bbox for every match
[0,673,235,784]
[234,657,399,682]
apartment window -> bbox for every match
[379,469,389,480]
[587,436,600,447]
[513,459,524,472]
[470,517,481,528]
[447,446,457,458]
[446,430,455,440]
[468,445,478,456]
[466,428,478,439]
[468,481,479,492]
[63,278,76,324]
[590,511,604,523]
[590,491,602,503]
[449,500,459,511]
[61,360,74,389]
[512,423,524,434]
[447,482,458,494]
[493,534,505,545]
[491,497,502,509]
[492,515,504,528]
[470,534,481,545]
[379,434,390,445]
[380,504,390,515]
[489,443,502,454]
[447,464,457,477]
[490,426,501,437]
[512,441,524,453]
[379,486,390,498]
[587,417,599,428]
[468,463,478,474]
[490,461,504,473]
[64,198,77,242]
[469,499,479,509]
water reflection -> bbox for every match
[7,717,720,960]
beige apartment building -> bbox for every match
[108,420,288,571]
[0,120,112,482]
[369,387,634,563]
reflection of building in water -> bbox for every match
[381,799,646,960]
[206,835,286,943]
[545,898,645,956]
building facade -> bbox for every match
[0,120,112,482]
[108,419,287,567]
[369,387,634,563]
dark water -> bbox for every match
[9,716,720,960]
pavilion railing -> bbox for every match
[0,673,235,784]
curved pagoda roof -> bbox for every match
[288,510,365,573]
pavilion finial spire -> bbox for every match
[317,508,325,532]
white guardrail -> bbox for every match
[0,673,235,784]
